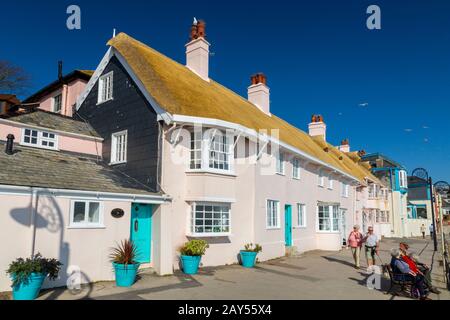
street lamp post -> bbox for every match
[428,177,438,252]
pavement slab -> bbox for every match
[2,236,448,300]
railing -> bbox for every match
[443,233,450,290]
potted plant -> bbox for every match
[6,253,62,300]
[240,243,262,268]
[110,239,140,287]
[179,240,209,275]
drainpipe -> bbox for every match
[63,84,69,116]
[30,188,38,256]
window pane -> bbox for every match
[73,202,86,223]
[208,131,231,171]
[88,202,100,223]
[192,203,230,234]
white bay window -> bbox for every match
[189,128,233,173]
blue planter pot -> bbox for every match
[240,251,258,268]
[113,263,139,287]
[11,273,46,300]
[180,255,201,275]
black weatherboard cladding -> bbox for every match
[77,56,161,192]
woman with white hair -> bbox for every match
[390,249,430,300]
[347,225,363,269]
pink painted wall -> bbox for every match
[37,79,88,117]
[0,121,103,157]
[160,125,359,272]
[0,192,132,292]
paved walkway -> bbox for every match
[1,236,448,300]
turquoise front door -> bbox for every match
[130,203,152,263]
[285,205,292,246]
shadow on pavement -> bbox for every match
[322,256,355,268]
[83,273,204,300]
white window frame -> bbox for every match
[110,130,128,165]
[52,92,63,113]
[317,204,340,233]
[97,71,114,104]
[296,203,307,228]
[20,128,58,150]
[276,152,285,175]
[328,176,334,190]
[189,202,231,237]
[341,182,349,198]
[189,130,203,170]
[318,170,325,187]
[188,128,234,175]
[292,158,301,180]
[266,200,281,229]
[69,200,104,229]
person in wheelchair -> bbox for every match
[390,248,430,300]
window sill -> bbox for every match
[20,143,59,152]
[109,161,127,166]
[186,169,236,178]
[188,233,232,238]
[316,231,340,234]
[275,172,285,176]
[293,226,307,229]
[96,98,114,106]
[292,177,301,181]
[67,225,106,230]
[266,227,281,230]
[318,185,325,188]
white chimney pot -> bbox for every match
[186,37,210,81]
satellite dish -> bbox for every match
[434,181,450,195]
[411,168,428,181]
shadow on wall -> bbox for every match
[9,193,71,299]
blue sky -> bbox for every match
[1,0,449,181]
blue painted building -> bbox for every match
[361,153,410,237]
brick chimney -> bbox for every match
[308,115,327,140]
[339,139,350,153]
[186,18,210,81]
[248,73,270,115]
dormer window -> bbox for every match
[98,72,113,104]
[21,128,57,150]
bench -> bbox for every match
[383,264,416,297]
